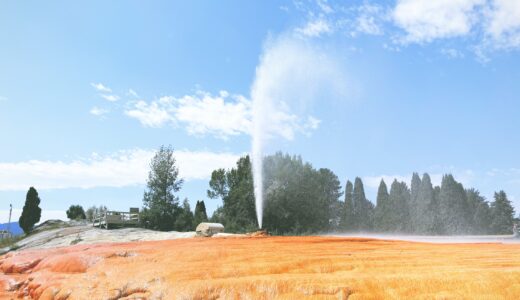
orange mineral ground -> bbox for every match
[1,236,520,299]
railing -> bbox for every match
[93,210,140,229]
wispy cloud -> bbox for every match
[127,89,139,98]
[0,96,7,102]
[295,19,333,37]
[441,48,465,59]
[90,83,112,93]
[89,106,109,116]
[351,3,386,37]
[0,149,241,191]
[100,94,120,102]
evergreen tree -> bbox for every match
[140,145,183,231]
[351,177,373,231]
[374,179,389,231]
[19,187,42,234]
[418,173,435,234]
[387,180,410,232]
[490,191,515,234]
[342,180,354,230]
[66,205,86,220]
[438,174,469,234]
[466,189,491,234]
[409,173,422,231]
[174,198,194,231]
[193,200,208,226]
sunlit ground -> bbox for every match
[1,236,520,299]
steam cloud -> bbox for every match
[250,35,349,228]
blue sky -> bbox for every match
[1,0,520,222]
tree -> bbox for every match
[19,187,42,234]
[466,189,491,234]
[409,173,422,230]
[438,174,469,234]
[262,154,342,234]
[193,200,208,226]
[351,177,374,231]
[342,180,354,230]
[374,179,389,231]
[208,155,257,232]
[387,180,410,232]
[174,198,194,231]
[66,205,86,220]
[418,173,436,234]
[85,205,107,222]
[490,191,515,234]
[140,145,184,231]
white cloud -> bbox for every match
[316,0,334,14]
[392,0,485,43]
[124,89,321,140]
[0,96,7,102]
[0,209,67,224]
[89,106,109,116]
[484,0,520,48]
[125,100,174,128]
[351,4,385,36]
[0,149,241,191]
[441,48,465,58]
[295,19,333,37]
[91,83,112,93]
[100,94,120,102]
[128,89,139,98]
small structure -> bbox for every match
[0,230,12,239]
[93,208,140,229]
[196,222,224,237]
[514,223,519,238]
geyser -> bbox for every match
[250,35,349,229]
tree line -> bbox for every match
[207,153,517,235]
[15,146,518,236]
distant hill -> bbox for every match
[0,222,23,236]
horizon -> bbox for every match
[2,0,520,223]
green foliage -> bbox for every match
[85,205,107,222]
[174,199,195,231]
[438,175,469,234]
[490,191,515,234]
[193,200,208,226]
[141,145,184,231]
[208,155,257,232]
[374,180,389,231]
[349,177,374,231]
[263,153,342,234]
[19,187,42,234]
[66,205,86,220]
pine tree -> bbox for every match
[490,191,515,234]
[342,180,354,230]
[374,179,389,231]
[19,187,42,234]
[438,174,469,234]
[352,177,373,231]
[409,173,422,232]
[387,180,410,232]
[418,173,435,234]
[174,198,194,231]
[466,189,491,234]
[193,200,208,226]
